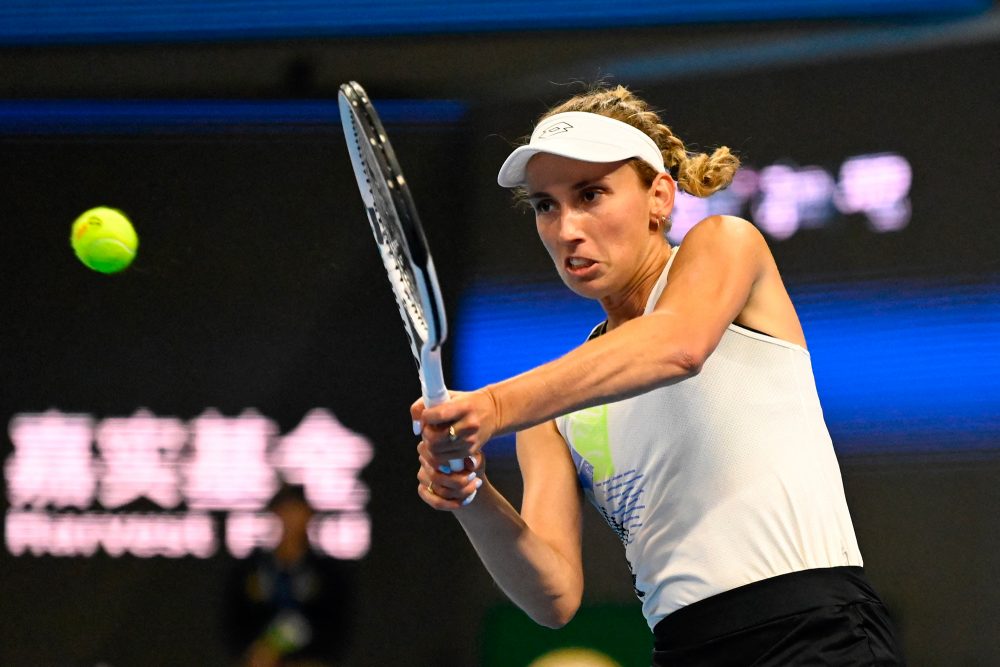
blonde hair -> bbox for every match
[537,84,739,197]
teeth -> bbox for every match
[568,257,591,267]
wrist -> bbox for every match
[481,385,506,436]
[455,477,496,516]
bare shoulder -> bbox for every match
[681,218,805,346]
[669,215,771,279]
[681,215,767,251]
[659,213,803,346]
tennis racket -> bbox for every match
[337,81,466,475]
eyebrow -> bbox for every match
[527,178,607,201]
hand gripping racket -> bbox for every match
[338,81,467,476]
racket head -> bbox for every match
[338,81,448,368]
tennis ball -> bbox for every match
[528,648,622,667]
[71,206,138,274]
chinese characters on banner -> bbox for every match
[3,408,373,560]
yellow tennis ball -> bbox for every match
[71,206,138,274]
[528,648,622,667]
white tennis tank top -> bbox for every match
[555,250,863,629]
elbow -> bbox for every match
[637,315,710,382]
[667,346,707,379]
[527,585,582,629]
[532,599,580,629]
[538,616,573,630]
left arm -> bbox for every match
[420,216,774,459]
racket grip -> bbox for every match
[425,405,466,477]
[420,351,469,485]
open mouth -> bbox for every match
[565,256,597,273]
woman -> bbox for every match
[412,85,904,665]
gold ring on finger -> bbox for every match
[448,425,458,442]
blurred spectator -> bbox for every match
[222,484,354,667]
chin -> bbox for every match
[558,273,602,300]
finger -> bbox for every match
[416,468,448,502]
[421,423,468,448]
[421,428,475,465]
[418,454,456,485]
[416,481,465,511]
[427,444,472,466]
[419,456,478,493]
[422,400,465,426]
[410,400,428,437]
[445,454,480,474]
[421,421,456,444]
[428,417,482,449]
[422,437,481,477]
[426,472,482,508]
[416,453,483,509]
[460,474,484,499]
[443,470,479,492]
[410,398,426,423]
[426,435,481,462]
[418,441,456,474]
[416,484,458,510]
[420,472,481,507]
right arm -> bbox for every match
[417,420,584,628]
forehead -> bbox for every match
[524,154,635,193]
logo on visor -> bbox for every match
[538,121,573,138]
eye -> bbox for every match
[532,199,555,215]
[581,188,602,203]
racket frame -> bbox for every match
[338,81,467,474]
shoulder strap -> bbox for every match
[643,246,679,315]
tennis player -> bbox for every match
[412,85,904,665]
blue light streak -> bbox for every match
[453,276,1000,454]
[0,99,466,134]
[0,1,989,45]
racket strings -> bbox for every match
[346,112,431,368]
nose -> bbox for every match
[556,208,586,244]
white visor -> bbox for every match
[497,111,666,188]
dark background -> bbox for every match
[1,4,999,665]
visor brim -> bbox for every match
[497,142,647,188]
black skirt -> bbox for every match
[652,567,905,666]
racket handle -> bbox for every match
[421,353,472,488]
[420,390,469,478]
[422,346,448,407]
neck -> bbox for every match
[599,243,672,330]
